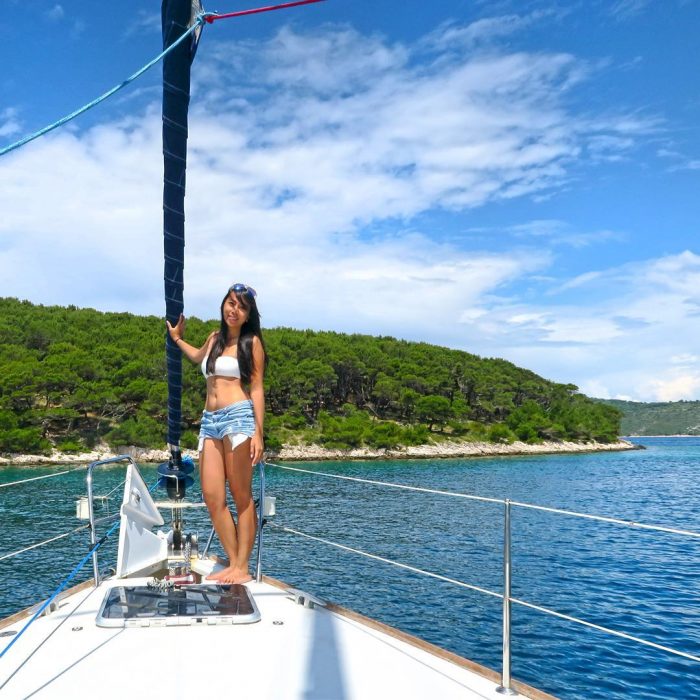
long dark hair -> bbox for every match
[206,289,267,384]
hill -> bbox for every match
[0,297,621,454]
[596,399,700,436]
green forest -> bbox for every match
[0,297,622,454]
[596,399,700,436]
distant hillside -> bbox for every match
[596,399,700,436]
[0,297,622,454]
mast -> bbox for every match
[161,0,202,480]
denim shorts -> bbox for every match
[198,400,256,451]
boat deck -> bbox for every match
[0,576,550,699]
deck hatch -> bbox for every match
[96,584,260,628]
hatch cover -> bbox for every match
[96,584,260,628]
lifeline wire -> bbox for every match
[0,519,120,659]
[274,523,700,665]
[266,462,504,505]
[266,462,700,539]
[1,474,160,658]
[271,523,502,600]
[0,466,85,489]
[510,596,700,664]
[0,524,90,563]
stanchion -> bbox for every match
[497,499,518,695]
[255,462,266,582]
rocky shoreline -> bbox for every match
[0,438,640,466]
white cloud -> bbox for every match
[484,220,625,249]
[474,309,623,345]
[671,353,699,365]
[422,15,533,52]
[578,379,611,399]
[421,9,570,55]
[124,10,164,38]
[645,373,700,402]
[507,312,547,324]
[71,18,86,39]
[644,250,700,297]
[609,0,653,21]
[656,146,700,172]
[45,4,64,22]
[557,270,604,291]
[465,251,700,399]
[0,108,21,138]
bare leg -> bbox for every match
[214,437,257,584]
[228,438,257,581]
[200,438,238,579]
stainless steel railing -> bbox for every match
[498,500,516,695]
[264,461,700,695]
[255,461,266,583]
[0,461,123,567]
[86,454,138,584]
[5,455,264,589]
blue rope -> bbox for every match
[0,519,120,659]
[1,476,163,658]
[0,15,206,158]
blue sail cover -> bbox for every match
[162,0,201,453]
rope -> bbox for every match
[0,470,158,664]
[0,0,328,158]
[274,523,700,665]
[0,16,206,158]
[266,462,700,539]
[0,525,90,563]
[204,0,326,23]
[0,519,120,659]
[0,466,85,489]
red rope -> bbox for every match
[204,0,326,23]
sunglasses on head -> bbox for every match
[229,283,257,299]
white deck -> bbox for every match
[0,576,534,700]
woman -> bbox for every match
[166,283,266,584]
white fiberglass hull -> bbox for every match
[0,574,552,700]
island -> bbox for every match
[0,298,634,464]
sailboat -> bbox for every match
[1,453,553,698]
[8,2,695,696]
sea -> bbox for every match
[1,436,699,699]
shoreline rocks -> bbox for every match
[274,438,639,461]
[0,438,639,466]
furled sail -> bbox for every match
[162,0,202,463]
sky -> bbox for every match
[1,0,699,402]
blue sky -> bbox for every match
[1,0,699,401]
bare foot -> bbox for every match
[234,571,253,584]
[207,566,238,583]
[205,567,224,581]
[205,566,252,584]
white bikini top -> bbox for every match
[201,354,241,379]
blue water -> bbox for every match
[2,438,699,699]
